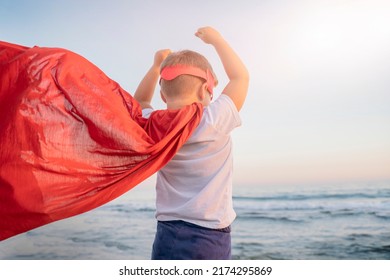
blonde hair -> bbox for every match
[160,50,218,98]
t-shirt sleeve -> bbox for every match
[142,108,154,119]
[205,94,242,135]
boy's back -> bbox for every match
[144,94,241,229]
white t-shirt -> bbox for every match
[142,94,241,229]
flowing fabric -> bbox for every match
[0,41,203,241]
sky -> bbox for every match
[1,0,390,186]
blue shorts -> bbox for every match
[151,220,231,260]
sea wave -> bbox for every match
[103,203,155,213]
[234,200,390,212]
[238,212,305,223]
[233,189,390,218]
[233,190,390,202]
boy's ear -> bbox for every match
[160,90,167,104]
[198,82,208,100]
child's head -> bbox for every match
[159,50,218,107]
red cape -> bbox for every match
[0,41,202,241]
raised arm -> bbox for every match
[134,49,171,109]
[195,27,249,111]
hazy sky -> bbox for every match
[1,0,389,186]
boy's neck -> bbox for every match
[166,97,199,110]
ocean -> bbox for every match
[1,180,389,260]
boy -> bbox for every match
[134,26,249,259]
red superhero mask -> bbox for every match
[160,65,215,100]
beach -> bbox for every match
[1,180,389,260]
